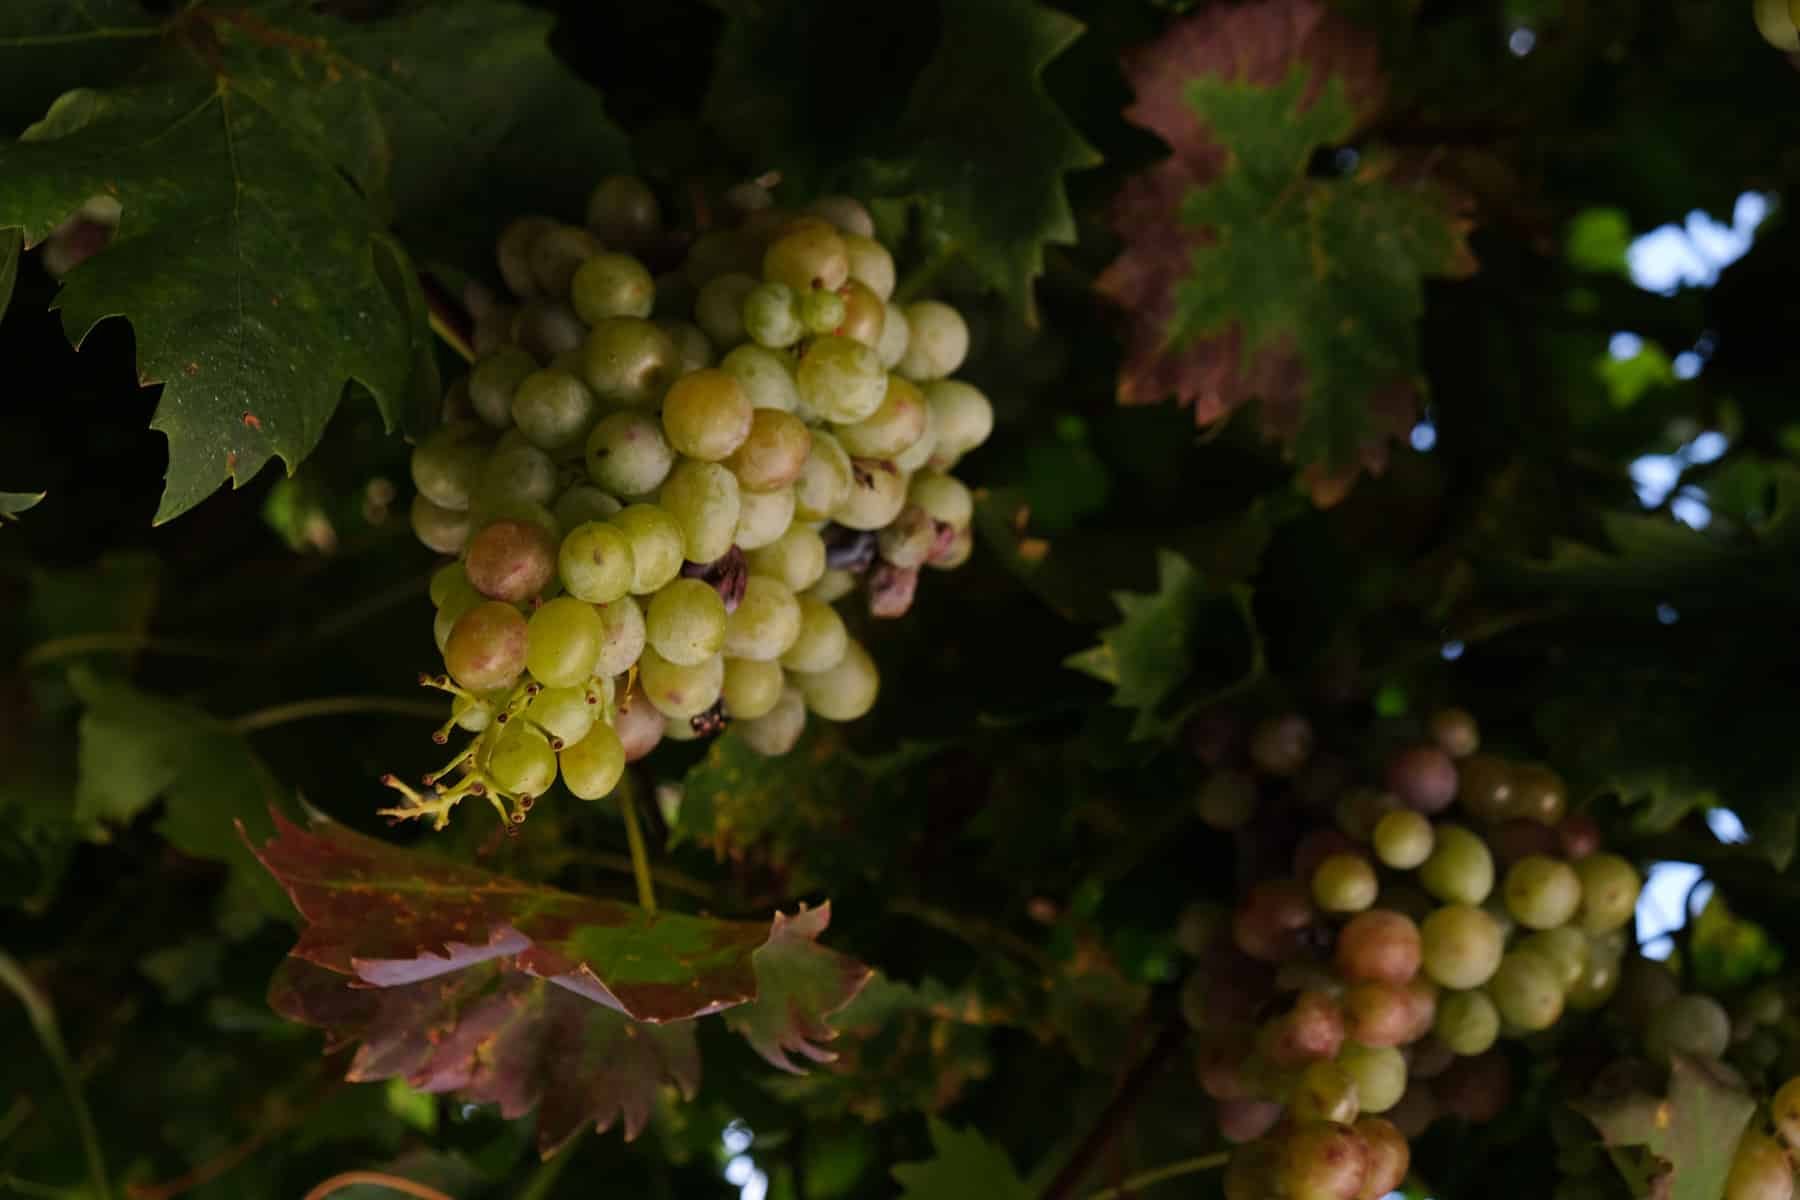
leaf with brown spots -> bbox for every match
[1574,1054,1756,1200]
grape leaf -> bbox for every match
[1574,1054,1756,1200]
[1064,550,1262,741]
[1096,0,1473,489]
[726,905,878,1072]
[891,1120,1032,1200]
[0,0,161,135]
[0,226,19,323]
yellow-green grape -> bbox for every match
[1291,1060,1361,1124]
[834,459,910,530]
[738,686,807,756]
[843,232,895,299]
[571,250,654,324]
[797,287,847,336]
[763,220,850,292]
[722,657,785,720]
[1574,854,1641,933]
[725,576,802,661]
[476,440,559,509]
[807,567,857,604]
[558,521,636,604]
[694,272,757,348]
[742,281,805,349]
[580,317,678,407]
[412,495,471,554]
[1312,854,1379,914]
[835,280,886,349]
[611,504,686,595]
[528,684,600,748]
[876,303,911,370]
[1502,855,1582,930]
[451,692,492,733]
[725,409,812,492]
[806,195,875,238]
[797,336,887,424]
[908,469,973,530]
[896,300,969,381]
[734,486,796,550]
[528,224,601,297]
[444,601,529,692]
[411,425,489,511]
[1521,927,1589,990]
[793,430,854,521]
[659,459,741,564]
[1337,1043,1406,1114]
[1487,949,1564,1033]
[638,647,724,720]
[468,346,537,428]
[780,595,849,672]
[592,595,647,677]
[525,597,604,688]
[560,724,625,800]
[487,725,557,799]
[510,368,597,454]
[1771,1076,1800,1153]
[1434,989,1500,1056]
[720,343,800,412]
[1419,824,1495,906]
[1420,904,1505,989]
[659,319,714,376]
[585,410,675,496]
[1565,950,1621,1012]
[662,369,753,462]
[1646,994,1731,1065]
[1756,0,1800,51]
[553,485,623,531]
[646,578,727,666]
[747,526,828,593]
[793,638,879,721]
[922,381,991,467]
[1724,1128,1795,1200]
[585,174,661,249]
[1373,810,1435,870]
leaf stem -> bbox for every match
[0,951,110,1200]
[1080,1154,1228,1200]
[229,695,446,734]
[301,1173,455,1200]
[516,1130,584,1200]
[619,793,658,915]
[21,632,242,670]
[1040,1021,1187,1200]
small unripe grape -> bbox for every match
[1335,910,1422,986]
[614,681,665,761]
[843,232,895,299]
[525,596,604,688]
[1314,854,1379,914]
[793,431,855,521]
[1339,1043,1406,1114]
[1420,904,1504,989]
[764,221,850,292]
[797,287,847,335]
[638,647,725,720]
[1565,950,1621,1011]
[695,272,757,348]
[1502,855,1582,929]
[1434,988,1500,1056]
[497,215,555,298]
[444,601,528,692]
[412,495,471,554]
[793,637,879,721]
[1521,926,1589,990]
[1293,1060,1362,1124]
[1387,744,1458,813]
[725,576,802,662]
[558,521,635,605]
[528,224,602,298]
[662,369,753,462]
[611,504,685,596]
[1354,1117,1410,1199]
[487,725,556,799]
[586,174,660,248]
[1457,753,1516,823]
[571,251,654,323]
[1248,713,1314,777]
[837,375,928,459]
[747,525,827,593]
[1488,949,1564,1034]
[922,379,993,464]
[908,469,973,530]
[1419,825,1495,906]
[725,409,812,491]
[737,686,806,756]
[722,657,785,720]
[742,280,805,348]
[1574,853,1641,933]
[1197,769,1258,830]
[1428,707,1480,757]
[797,335,887,424]
[581,317,678,407]
[1279,1120,1370,1200]
[734,486,795,551]
[659,460,741,564]
[1646,994,1731,1065]
[411,426,488,511]
[1373,810,1435,869]
[465,519,557,603]
[586,410,676,496]
[897,300,969,381]
[560,723,625,800]
[1725,1129,1795,1200]
[721,343,801,411]
[1510,763,1568,826]
[1755,0,1800,52]
[528,684,600,749]
[645,577,728,667]
[780,596,849,673]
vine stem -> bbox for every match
[1040,1021,1187,1200]
[21,632,242,670]
[0,951,110,1200]
[1081,1153,1228,1200]
[301,1172,454,1200]
[619,794,657,914]
[229,695,446,734]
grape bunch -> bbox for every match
[1177,706,1645,1200]
[392,176,992,830]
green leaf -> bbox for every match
[0,0,161,134]
[1097,0,1473,477]
[0,487,43,520]
[1064,550,1261,740]
[891,1120,1032,1200]
[0,226,19,322]
[727,905,880,1072]
[1567,206,1634,275]
[1575,1054,1756,1200]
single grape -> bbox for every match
[586,174,661,248]
[560,723,626,800]
[585,597,644,679]
[1646,994,1731,1065]
[793,430,855,521]
[571,251,654,324]
[496,216,555,298]
[1774,1077,1800,1154]
[1456,753,1516,823]
[721,343,801,411]
[1293,1061,1362,1124]
[411,425,488,511]
[1196,769,1257,830]
[742,280,805,348]
[722,656,785,720]
[779,595,848,672]
[897,300,970,381]
[764,220,850,292]
[469,347,538,428]
[808,567,857,603]
[1502,854,1582,929]
[725,409,813,491]
[806,195,875,238]
[1280,1121,1370,1200]
[528,684,599,749]
[1248,713,1313,777]
[1339,1043,1406,1114]
[614,680,665,761]
[737,685,807,756]
[487,724,557,798]
[907,469,973,531]
[1509,763,1568,825]
[1353,1117,1410,1200]
[612,503,687,594]
[834,279,886,348]
[1755,0,1800,52]
[411,495,471,554]
[662,369,754,462]
[793,637,879,721]
[659,319,714,376]
[509,368,596,454]
[452,692,493,733]
[1387,744,1458,814]
[1564,950,1621,1011]
[1419,904,1504,989]
[919,379,990,467]
[512,299,587,360]
[835,459,911,530]
[1343,983,1417,1048]
[1427,706,1480,757]
[475,440,559,512]
[1373,809,1435,869]
[1433,988,1500,1056]
[638,647,725,720]
[646,577,728,666]
[431,561,481,611]
[553,485,622,530]
[581,317,678,407]
[695,272,757,347]
[798,287,848,335]
[747,526,828,592]
[465,518,558,603]
[1419,825,1495,906]
[796,336,887,424]
[444,602,528,692]
[1520,926,1589,990]
[557,521,635,605]
[659,460,742,564]
[1574,854,1641,933]
[528,224,601,297]
[843,232,895,299]
[877,302,911,371]
[1217,1099,1283,1146]
[1725,1130,1795,1200]
[734,486,796,551]
[724,576,803,662]
[1263,990,1346,1066]
[1487,949,1564,1032]
[1233,880,1317,964]
[1314,854,1380,914]
[876,504,939,570]
[1335,910,1422,986]
[586,411,675,497]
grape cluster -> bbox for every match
[393,176,992,830]
[1178,707,1644,1200]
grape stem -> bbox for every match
[1040,1020,1188,1200]
[301,1173,454,1200]
[230,695,447,734]
[0,950,111,1200]
[21,632,243,670]
[619,792,658,915]
[419,271,475,364]
[1080,1154,1228,1199]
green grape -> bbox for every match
[1355,1118,1411,1200]
[431,561,479,609]
[725,576,802,661]
[612,503,686,594]
[876,302,911,370]
[742,281,805,349]
[798,287,848,335]
[432,582,483,654]
[738,686,807,756]
[793,430,854,521]
[411,425,488,511]
[721,343,800,411]
[412,495,471,554]
[571,251,654,324]
[1773,1076,1800,1153]
[722,657,785,720]
[581,317,678,407]
[809,568,857,604]
[509,368,596,454]
[560,722,626,800]
[662,369,754,462]
[1434,989,1500,1055]
[593,595,647,677]
[725,409,813,492]
[878,504,937,569]
[747,526,828,593]
[585,410,676,497]
[922,379,993,465]
[1574,854,1641,933]
[444,601,528,693]
[1419,824,1495,906]
[585,174,660,248]
[796,336,887,424]
[659,319,714,376]
[1338,1043,1406,1114]
[1564,950,1620,1011]
[734,485,796,551]
[1502,855,1582,930]
[695,272,757,347]
[488,724,558,800]
[1646,994,1731,1065]
[1373,809,1435,870]
[512,299,587,360]
[1725,1130,1795,1200]
[806,194,875,238]
[763,220,850,292]
[465,518,558,603]
[909,469,973,529]
[1292,1061,1361,1124]
[638,647,725,720]
[659,460,741,564]
[452,692,493,733]
[1420,904,1504,989]
[525,596,604,689]
[552,485,622,530]
[1510,763,1568,825]
[1279,1121,1370,1200]
[528,684,600,749]
[469,347,537,428]
[1755,0,1800,51]
[837,375,928,459]
[1521,927,1589,990]
[893,404,937,471]
[1313,854,1379,914]
[1197,769,1257,830]
[1487,949,1564,1032]
[496,215,555,298]
[476,440,559,510]
[843,232,896,300]
[558,521,636,604]
[834,459,910,530]
[835,279,886,348]
[793,637,878,721]
[780,595,848,672]
[897,300,969,381]
[1456,753,1516,823]
[646,578,728,666]
[528,225,601,298]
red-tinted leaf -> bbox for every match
[727,905,875,1072]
